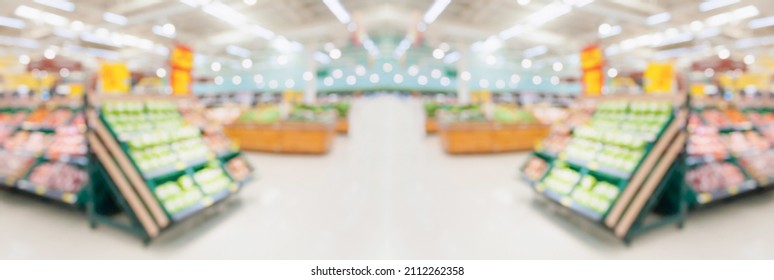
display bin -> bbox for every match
[223,121,335,154]
[438,121,550,154]
[425,118,438,134]
[336,118,348,134]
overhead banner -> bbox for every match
[170,44,193,95]
[644,62,674,94]
[580,44,604,96]
[99,62,130,94]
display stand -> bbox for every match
[224,122,335,154]
[84,94,253,244]
[438,122,550,154]
[523,94,689,244]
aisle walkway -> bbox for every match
[3,95,774,259]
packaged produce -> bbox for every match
[686,162,746,193]
[27,162,88,193]
[739,152,774,181]
[687,126,727,159]
[523,157,548,181]
[226,157,251,181]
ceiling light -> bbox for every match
[269,80,278,88]
[277,55,288,65]
[707,5,759,26]
[303,72,313,81]
[394,74,404,83]
[346,76,356,85]
[518,0,530,5]
[314,51,331,64]
[521,58,532,69]
[103,12,127,25]
[443,51,461,64]
[599,25,622,39]
[211,62,221,72]
[232,76,242,85]
[69,20,83,31]
[439,43,450,52]
[163,23,176,35]
[431,69,442,79]
[496,80,505,89]
[423,0,451,24]
[408,65,419,76]
[511,74,520,83]
[498,25,525,40]
[15,5,68,26]
[418,75,428,85]
[324,42,335,52]
[369,73,380,83]
[156,68,167,78]
[550,76,560,85]
[285,79,295,88]
[254,74,264,83]
[214,76,223,85]
[323,0,351,23]
[699,0,740,12]
[744,54,755,65]
[59,68,70,78]
[440,77,450,86]
[244,0,257,5]
[329,49,342,59]
[532,76,542,85]
[718,49,730,59]
[244,24,275,40]
[647,12,671,25]
[241,59,252,68]
[749,16,774,29]
[44,48,56,59]
[34,0,74,12]
[598,23,612,35]
[332,69,343,79]
[355,65,366,76]
[704,68,714,77]
[382,63,393,72]
[432,49,445,59]
[0,16,25,29]
[523,45,548,58]
[527,2,571,27]
[348,22,357,31]
[152,25,175,38]
[227,45,251,57]
[553,62,563,72]
[19,55,30,65]
[690,20,704,31]
[460,71,471,81]
[479,79,489,88]
[203,2,247,26]
[607,68,618,78]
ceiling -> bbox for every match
[0,0,773,76]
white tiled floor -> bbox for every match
[2,94,774,259]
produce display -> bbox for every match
[226,157,251,182]
[759,126,774,144]
[0,126,14,143]
[723,131,769,155]
[721,108,751,128]
[569,175,620,214]
[537,133,571,154]
[102,101,183,137]
[746,111,774,127]
[47,126,87,159]
[193,167,234,195]
[493,106,538,124]
[288,104,337,123]
[236,106,281,124]
[206,106,242,125]
[531,106,568,125]
[0,111,28,126]
[204,132,235,154]
[27,162,88,193]
[700,109,732,129]
[41,108,73,128]
[3,131,53,154]
[153,175,206,214]
[739,152,774,181]
[686,162,746,193]
[436,104,486,122]
[687,126,727,159]
[522,157,548,181]
[0,151,35,179]
[22,108,51,128]
[540,166,580,195]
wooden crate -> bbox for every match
[223,122,335,154]
[439,122,549,154]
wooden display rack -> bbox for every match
[525,94,690,244]
[336,118,348,134]
[438,121,550,154]
[224,121,335,154]
[425,118,438,134]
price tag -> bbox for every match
[175,162,186,171]
[727,185,739,195]
[698,193,712,204]
[588,162,599,171]
[35,185,46,195]
[560,197,573,207]
[201,197,214,207]
[62,193,76,204]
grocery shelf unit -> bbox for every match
[85,94,252,244]
[439,122,551,154]
[683,97,774,206]
[521,94,689,244]
[0,98,92,208]
[223,122,335,154]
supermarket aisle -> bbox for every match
[4,95,774,259]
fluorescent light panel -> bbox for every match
[749,16,774,29]
[323,0,351,24]
[523,45,548,58]
[152,25,175,38]
[527,2,571,27]
[0,16,25,29]
[202,2,247,26]
[15,5,68,26]
[699,0,740,12]
[600,25,622,38]
[227,45,251,58]
[423,0,451,24]
[33,0,74,12]
[103,12,127,25]
[647,12,671,25]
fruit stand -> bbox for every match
[520,94,690,244]
[437,104,550,154]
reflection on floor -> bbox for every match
[2,94,774,259]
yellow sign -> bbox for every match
[99,62,130,94]
[171,69,191,96]
[582,68,603,96]
[690,83,705,97]
[644,62,674,94]
[170,45,194,95]
[580,45,604,96]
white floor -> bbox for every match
[3,94,774,259]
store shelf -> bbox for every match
[0,175,19,187]
[142,156,212,180]
[564,155,632,180]
[533,184,604,222]
[42,154,89,166]
[16,179,79,205]
[169,184,239,222]
[694,180,757,205]
[685,155,729,167]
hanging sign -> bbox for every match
[580,44,604,96]
[99,62,130,94]
[170,44,193,95]
[644,62,674,94]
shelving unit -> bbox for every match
[521,94,689,244]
